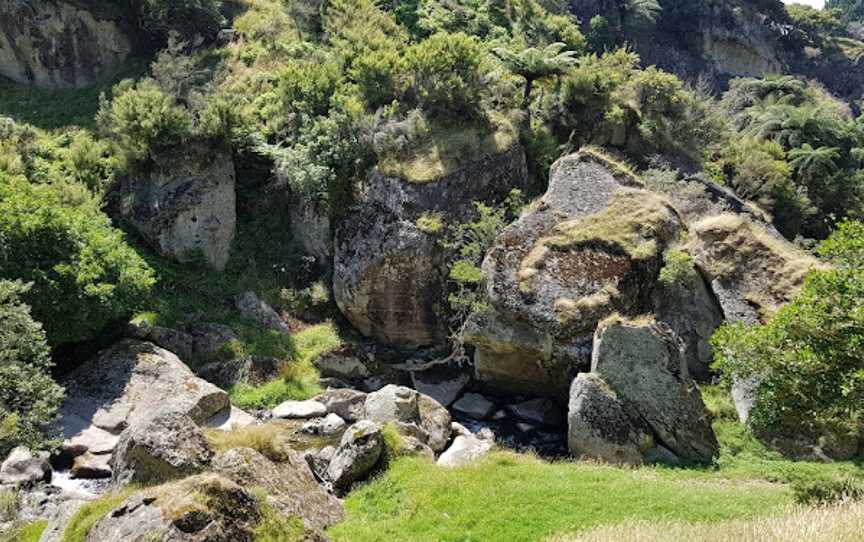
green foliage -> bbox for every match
[0,488,18,522]
[711,221,864,434]
[0,176,154,346]
[828,0,864,23]
[0,281,64,456]
[493,41,579,110]
[61,490,133,542]
[406,32,483,119]
[253,497,307,542]
[657,250,697,288]
[138,0,225,42]
[415,212,444,234]
[793,477,864,505]
[0,520,47,542]
[96,79,193,166]
[787,4,844,39]
[350,47,410,109]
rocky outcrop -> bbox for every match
[567,320,718,464]
[0,0,138,88]
[111,142,236,271]
[289,197,332,267]
[212,447,344,532]
[83,474,263,542]
[58,340,231,480]
[334,145,527,347]
[465,151,683,398]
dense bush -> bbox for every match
[712,220,864,433]
[136,0,225,42]
[0,280,64,456]
[407,32,484,119]
[0,175,155,346]
[96,79,193,166]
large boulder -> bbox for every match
[325,420,384,492]
[111,411,214,486]
[437,431,495,468]
[58,340,230,476]
[567,319,719,464]
[465,151,683,398]
[363,385,452,453]
[110,142,236,271]
[0,0,137,88]
[334,145,527,347]
[0,447,51,486]
[83,474,263,542]
[212,447,344,532]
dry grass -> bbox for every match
[553,499,864,542]
[518,189,680,293]
[204,422,295,462]
[574,146,643,186]
[689,214,822,316]
[377,118,517,184]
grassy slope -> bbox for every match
[328,452,791,542]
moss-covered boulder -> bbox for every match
[465,151,683,398]
[334,144,527,348]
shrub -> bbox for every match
[407,32,483,119]
[351,47,410,109]
[137,0,225,42]
[0,281,64,456]
[96,79,193,166]
[657,250,698,288]
[711,220,864,432]
[416,212,444,234]
[793,477,864,505]
[0,177,155,346]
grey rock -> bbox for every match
[325,421,384,492]
[58,340,229,464]
[437,435,494,468]
[288,197,332,267]
[361,377,387,392]
[111,411,214,486]
[0,0,134,88]
[314,352,370,380]
[507,398,564,428]
[71,452,112,480]
[591,321,719,463]
[0,447,51,486]
[197,356,281,389]
[452,393,496,421]
[147,326,194,360]
[411,366,470,407]
[306,446,336,481]
[272,400,327,420]
[417,394,452,453]
[334,146,528,348]
[202,406,257,432]
[110,142,236,271]
[83,474,262,542]
[363,385,452,453]
[189,323,238,359]
[213,447,344,531]
[302,413,347,436]
[36,498,85,542]
[235,291,289,332]
[314,388,367,423]
[567,373,653,465]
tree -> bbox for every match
[712,220,864,433]
[788,143,841,185]
[0,280,64,456]
[0,175,155,346]
[493,42,578,129]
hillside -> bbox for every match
[0,1,863,541]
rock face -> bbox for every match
[0,0,137,88]
[465,151,683,398]
[567,320,719,464]
[289,197,332,267]
[0,447,51,486]
[234,291,289,332]
[84,474,262,542]
[58,340,231,479]
[111,142,236,271]
[334,145,527,347]
[111,411,214,485]
[213,447,344,532]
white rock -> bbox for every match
[272,400,327,419]
[437,435,494,468]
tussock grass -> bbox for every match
[62,489,136,542]
[555,500,864,542]
[204,422,294,462]
[377,120,517,184]
[0,520,47,542]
